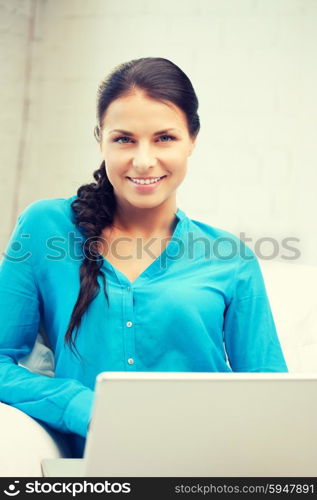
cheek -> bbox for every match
[104,151,128,177]
[167,150,189,173]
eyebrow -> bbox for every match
[108,128,180,136]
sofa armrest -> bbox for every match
[0,403,71,477]
[259,260,317,372]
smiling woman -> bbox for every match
[0,57,288,460]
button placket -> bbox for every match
[123,283,136,370]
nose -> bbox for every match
[132,143,157,171]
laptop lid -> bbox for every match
[83,372,317,477]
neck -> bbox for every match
[112,199,178,238]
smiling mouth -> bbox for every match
[127,175,167,185]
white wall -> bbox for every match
[1,0,316,264]
[0,0,34,251]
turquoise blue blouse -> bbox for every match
[0,196,287,457]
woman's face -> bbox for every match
[99,89,196,211]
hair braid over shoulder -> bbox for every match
[65,161,116,354]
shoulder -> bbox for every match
[18,195,77,229]
[186,216,265,299]
[189,217,239,241]
[187,216,255,263]
[9,195,80,261]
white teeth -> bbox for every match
[130,176,164,185]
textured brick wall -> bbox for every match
[0,0,33,251]
[1,0,316,264]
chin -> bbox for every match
[126,197,164,209]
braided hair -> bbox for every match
[64,57,200,354]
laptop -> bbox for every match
[42,372,317,477]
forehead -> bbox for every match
[101,90,188,131]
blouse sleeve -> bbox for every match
[223,249,288,372]
[0,208,94,437]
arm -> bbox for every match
[0,207,94,438]
[223,249,288,372]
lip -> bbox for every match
[126,176,167,192]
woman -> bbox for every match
[0,57,287,458]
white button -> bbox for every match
[127,286,131,292]
[126,321,133,327]
[127,358,134,365]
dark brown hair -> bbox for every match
[65,57,200,355]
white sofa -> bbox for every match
[1,260,317,476]
[260,260,317,372]
[0,403,71,477]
